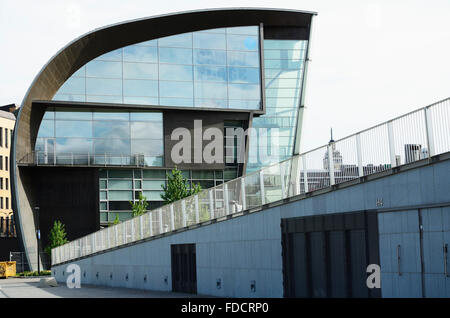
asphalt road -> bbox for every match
[0,277,200,298]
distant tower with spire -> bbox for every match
[323,128,343,171]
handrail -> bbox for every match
[51,97,450,265]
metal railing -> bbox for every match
[52,97,450,266]
[18,152,160,167]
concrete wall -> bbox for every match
[53,157,450,297]
[53,207,283,297]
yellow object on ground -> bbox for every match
[0,261,16,278]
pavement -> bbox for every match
[0,277,202,298]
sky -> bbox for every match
[0,0,449,152]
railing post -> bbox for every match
[131,219,135,242]
[328,144,336,186]
[280,164,287,199]
[170,205,175,231]
[387,121,397,168]
[122,222,126,244]
[181,200,187,227]
[356,133,364,177]
[224,184,230,215]
[149,212,153,237]
[158,209,163,233]
[290,156,301,196]
[259,170,266,205]
[91,234,96,254]
[424,107,435,157]
[302,156,309,193]
[208,190,214,220]
[194,195,200,223]
[114,225,118,247]
[140,215,143,239]
[240,178,246,211]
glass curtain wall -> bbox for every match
[53,26,262,110]
[35,109,164,166]
[99,168,238,224]
[246,39,308,173]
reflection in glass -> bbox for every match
[53,26,261,110]
[193,33,226,50]
[159,47,192,64]
[86,61,122,78]
[93,121,130,138]
[123,46,158,63]
[37,120,54,138]
[56,121,92,138]
[123,63,158,80]
[86,78,122,96]
[123,79,158,97]
[130,122,163,139]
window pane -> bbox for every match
[228,83,260,99]
[159,64,193,81]
[86,60,122,78]
[142,190,164,201]
[228,67,260,84]
[193,33,226,50]
[86,78,122,95]
[195,99,228,108]
[123,96,159,105]
[94,49,122,61]
[159,47,192,64]
[130,112,162,121]
[123,62,158,80]
[108,170,133,178]
[55,120,92,138]
[93,121,130,138]
[55,138,93,153]
[93,139,130,155]
[193,49,226,65]
[55,110,92,120]
[108,191,133,201]
[123,46,158,63]
[194,66,227,82]
[130,122,163,139]
[142,180,165,190]
[93,112,130,121]
[191,170,214,179]
[57,77,85,95]
[227,34,258,51]
[108,180,132,190]
[226,26,258,35]
[100,191,107,200]
[131,139,164,156]
[143,170,165,179]
[194,82,227,99]
[227,51,259,67]
[86,95,123,103]
[159,81,193,98]
[37,120,54,138]
[159,98,193,107]
[53,94,86,102]
[99,180,107,189]
[123,79,158,97]
[158,33,192,48]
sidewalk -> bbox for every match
[0,277,201,298]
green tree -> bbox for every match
[44,220,69,255]
[130,192,148,217]
[161,167,202,204]
[112,214,120,225]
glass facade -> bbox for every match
[35,109,164,166]
[246,39,308,173]
[99,168,238,224]
[53,26,262,110]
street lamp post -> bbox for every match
[34,206,40,275]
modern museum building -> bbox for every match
[12,8,314,271]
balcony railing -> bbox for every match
[51,97,450,265]
[18,152,161,168]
